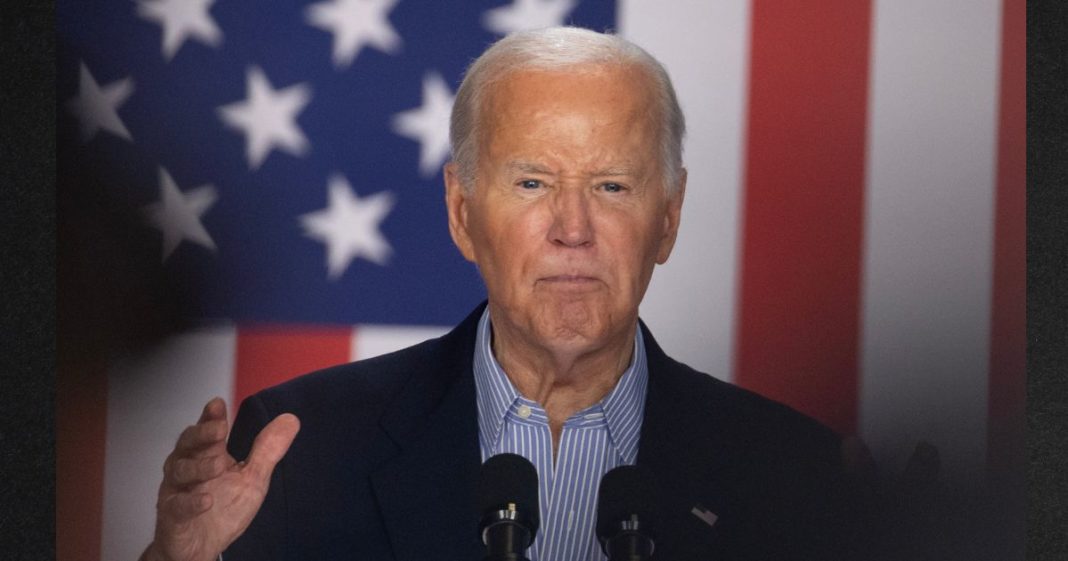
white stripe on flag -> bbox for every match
[619,0,751,381]
[351,324,452,360]
[102,327,238,561]
[859,0,1001,482]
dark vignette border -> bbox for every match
[0,0,56,559]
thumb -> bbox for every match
[245,413,300,482]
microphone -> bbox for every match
[477,453,540,561]
[596,465,659,561]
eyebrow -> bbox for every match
[592,167,637,177]
[505,161,553,175]
[504,161,639,177]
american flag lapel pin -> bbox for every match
[690,504,718,528]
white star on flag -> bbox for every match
[142,167,218,262]
[392,72,455,177]
[217,66,312,170]
[300,174,395,279]
[482,0,577,35]
[305,0,402,68]
[137,0,223,61]
[65,62,134,143]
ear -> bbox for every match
[444,162,477,263]
[655,168,686,264]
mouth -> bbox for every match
[540,274,598,282]
[537,275,602,290]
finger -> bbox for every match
[159,491,213,524]
[163,421,230,485]
[197,396,228,424]
[245,413,300,482]
[170,454,231,487]
[174,418,229,454]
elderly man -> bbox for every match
[141,27,855,561]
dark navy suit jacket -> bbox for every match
[224,303,860,560]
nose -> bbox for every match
[548,188,593,248]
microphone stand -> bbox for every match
[604,514,654,561]
[481,503,534,561]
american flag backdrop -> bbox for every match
[55,1,1024,560]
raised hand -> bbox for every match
[140,397,300,561]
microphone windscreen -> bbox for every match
[478,453,540,532]
[596,465,660,542]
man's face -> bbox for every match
[445,64,685,355]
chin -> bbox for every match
[535,298,613,346]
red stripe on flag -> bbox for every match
[987,0,1025,483]
[56,356,108,561]
[735,0,873,435]
[233,326,353,411]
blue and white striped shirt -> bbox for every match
[473,308,649,561]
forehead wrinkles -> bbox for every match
[481,73,660,177]
[482,65,658,133]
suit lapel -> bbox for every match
[636,323,733,556]
[368,305,486,561]
[366,309,735,559]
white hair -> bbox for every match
[449,27,686,194]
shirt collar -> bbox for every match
[472,307,648,464]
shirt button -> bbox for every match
[517,404,532,418]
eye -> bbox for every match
[601,182,625,193]
[518,179,543,190]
